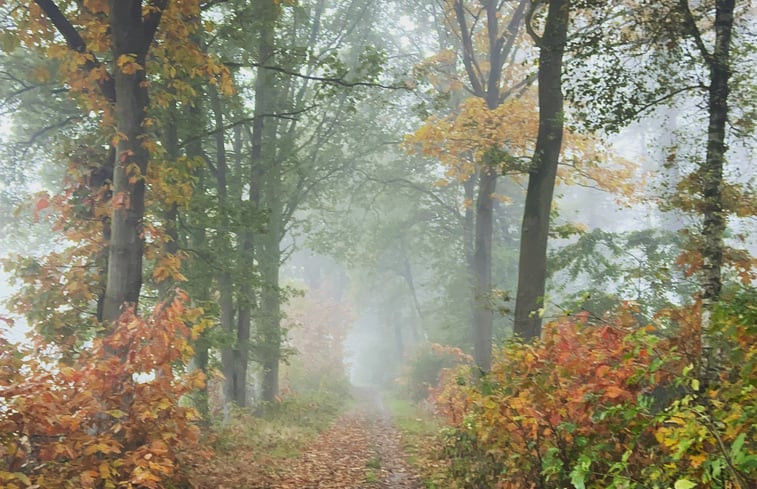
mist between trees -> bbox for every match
[0,1,754,488]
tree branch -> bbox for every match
[224,61,409,90]
[678,0,712,65]
[15,115,80,148]
[498,72,538,104]
[33,0,115,101]
[142,0,169,54]
[179,106,316,149]
[453,0,485,96]
[525,0,545,47]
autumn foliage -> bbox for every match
[0,294,208,489]
[428,295,756,489]
[282,284,354,394]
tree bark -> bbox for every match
[700,0,734,307]
[101,1,155,322]
[695,0,735,384]
[472,168,496,373]
[250,0,281,403]
[513,0,570,340]
[260,222,282,402]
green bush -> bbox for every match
[398,343,472,401]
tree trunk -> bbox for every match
[463,176,475,269]
[233,125,255,407]
[102,1,152,322]
[452,0,527,373]
[250,0,282,403]
[208,83,247,408]
[260,215,282,402]
[513,0,569,340]
[472,169,497,373]
[186,100,211,420]
[698,0,735,384]
[700,0,734,307]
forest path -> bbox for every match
[271,386,421,489]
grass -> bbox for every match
[366,456,382,469]
[385,396,449,489]
[364,455,382,483]
[364,470,380,484]
[212,388,350,461]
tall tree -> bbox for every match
[513,0,570,340]
[687,0,736,307]
[447,0,528,373]
[251,0,282,403]
[679,0,737,382]
[23,1,223,323]
[560,0,753,372]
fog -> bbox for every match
[0,1,754,487]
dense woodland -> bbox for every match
[0,0,755,488]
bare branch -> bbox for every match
[453,0,485,96]
[525,0,546,47]
[224,61,409,90]
[678,0,713,64]
[179,106,316,149]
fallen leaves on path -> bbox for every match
[193,406,420,489]
[275,411,420,489]
[275,414,372,488]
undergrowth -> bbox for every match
[386,397,450,489]
[192,381,352,488]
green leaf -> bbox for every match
[674,479,696,489]
[570,455,592,489]
[730,433,746,462]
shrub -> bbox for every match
[648,288,757,488]
[431,308,667,488]
[398,343,472,401]
[0,295,208,489]
[430,294,757,489]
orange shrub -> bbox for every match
[430,295,757,489]
[0,294,209,489]
[432,309,674,488]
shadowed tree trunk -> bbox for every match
[250,0,282,403]
[472,169,496,372]
[513,0,570,341]
[100,0,168,321]
[698,0,734,307]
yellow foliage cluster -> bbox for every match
[405,94,539,182]
[407,91,642,202]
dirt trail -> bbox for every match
[272,387,420,489]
